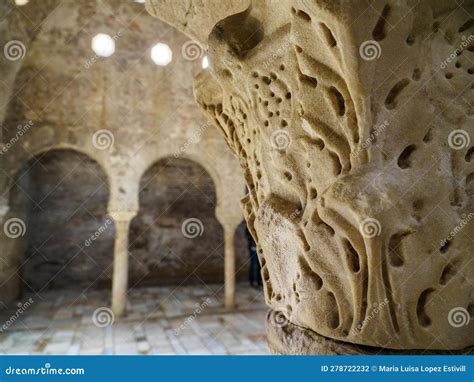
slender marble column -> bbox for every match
[110,211,136,317]
[223,224,236,309]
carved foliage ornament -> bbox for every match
[148,0,474,350]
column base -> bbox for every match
[265,310,473,355]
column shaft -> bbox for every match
[110,212,135,317]
[224,227,236,309]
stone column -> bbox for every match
[109,211,136,317]
[223,225,237,309]
[147,0,474,353]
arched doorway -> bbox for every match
[8,149,113,296]
[129,157,249,287]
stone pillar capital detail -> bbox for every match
[148,0,474,352]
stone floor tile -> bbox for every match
[0,284,269,355]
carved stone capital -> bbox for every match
[147,0,474,351]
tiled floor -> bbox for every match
[0,284,269,355]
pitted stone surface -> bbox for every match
[148,0,474,350]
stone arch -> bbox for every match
[2,148,114,302]
[129,156,225,286]
[137,152,226,220]
[124,154,248,309]
[5,143,112,196]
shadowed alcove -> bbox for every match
[128,157,248,287]
[9,149,114,295]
